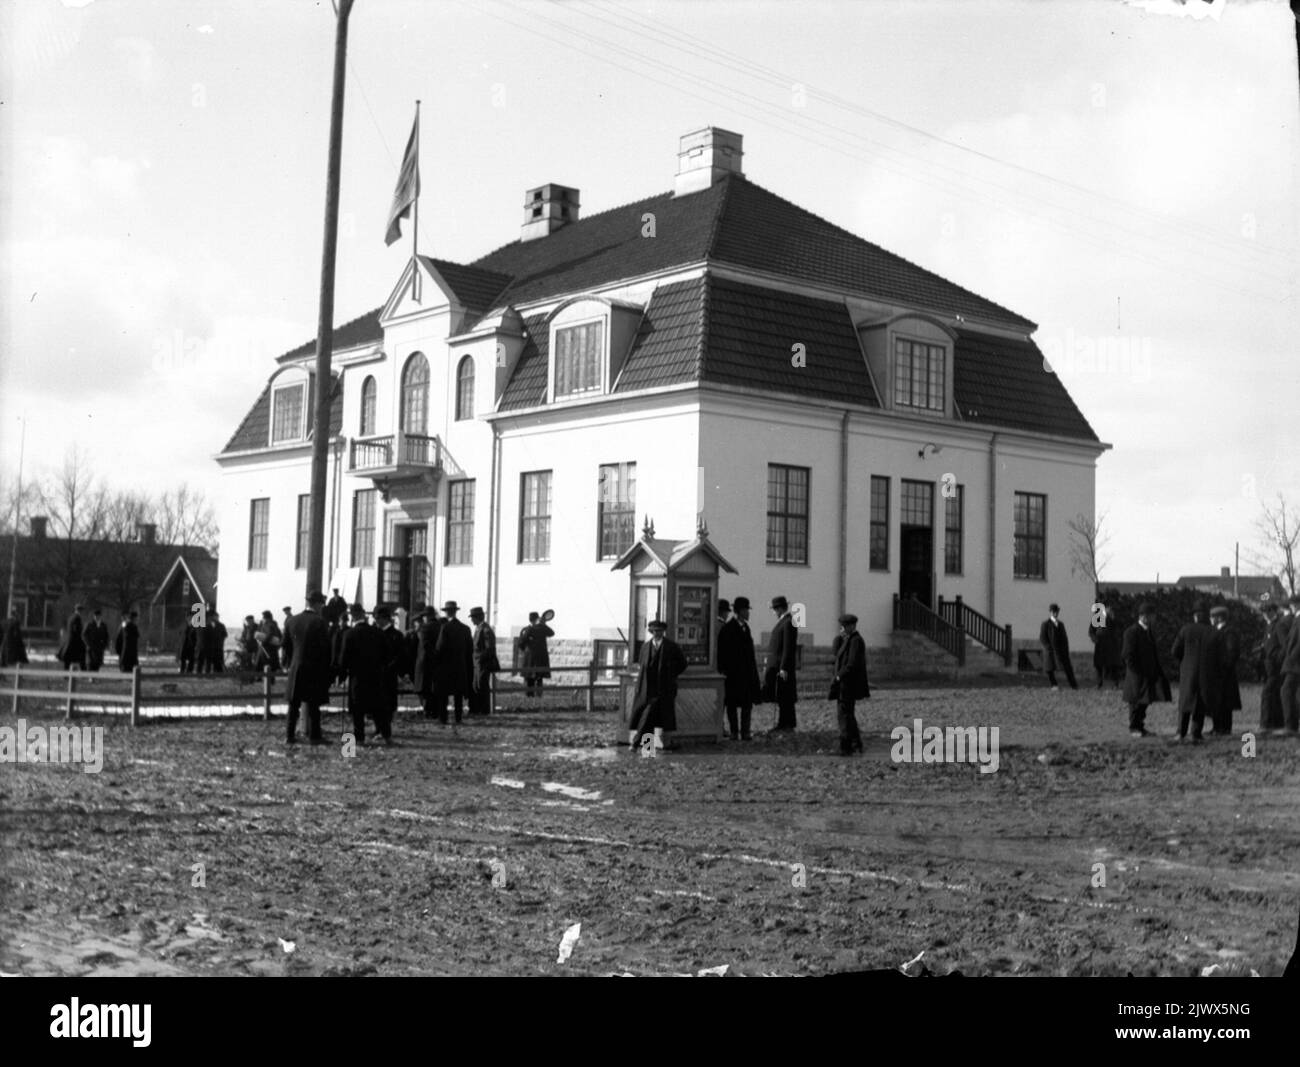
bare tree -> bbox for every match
[156,484,218,551]
[35,447,109,593]
[1068,511,1112,600]
[1254,493,1298,598]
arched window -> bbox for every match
[455,355,475,421]
[400,352,429,434]
[359,375,376,436]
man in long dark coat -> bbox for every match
[373,605,404,742]
[1088,605,1122,688]
[58,604,87,670]
[433,601,474,725]
[1038,603,1077,690]
[832,613,870,755]
[413,607,444,718]
[1280,596,1300,736]
[766,595,798,731]
[1,609,29,667]
[178,619,198,673]
[256,610,282,673]
[518,612,553,698]
[324,588,347,631]
[1259,601,1287,731]
[84,609,109,672]
[629,618,687,752]
[1206,605,1241,736]
[281,591,332,744]
[339,604,386,745]
[717,595,761,740]
[116,610,140,672]
[1121,602,1168,738]
[1171,603,1214,744]
[468,606,499,717]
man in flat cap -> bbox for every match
[282,589,333,744]
[1283,595,1300,736]
[717,595,761,740]
[1121,602,1168,738]
[373,605,404,742]
[340,603,386,745]
[1038,603,1077,690]
[1259,600,1287,732]
[1171,602,1215,743]
[629,618,687,753]
[832,614,870,755]
[434,600,474,725]
[765,595,799,731]
[468,607,500,718]
[1206,604,1241,736]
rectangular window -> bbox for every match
[1014,491,1047,580]
[893,338,945,412]
[900,479,933,528]
[869,476,889,570]
[520,471,552,563]
[446,479,475,566]
[351,489,377,568]
[271,383,305,442]
[248,498,269,570]
[766,464,810,564]
[554,321,603,398]
[593,639,629,680]
[597,462,637,560]
[295,494,311,570]
[944,484,964,575]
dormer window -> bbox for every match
[270,376,312,444]
[893,337,946,413]
[554,321,604,399]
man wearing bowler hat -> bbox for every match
[433,601,474,725]
[468,607,500,717]
[832,613,870,755]
[765,595,799,731]
[1206,604,1241,736]
[413,606,443,718]
[282,589,333,744]
[629,618,687,752]
[1121,602,1168,738]
[1283,595,1300,736]
[1171,602,1214,744]
[1259,600,1287,731]
[373,605,404,742]
[339,603,386,745]
[717,595,761,740]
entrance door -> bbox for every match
[898,479,934,609]
[377,523,431,617]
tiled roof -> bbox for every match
[497,314,551,411]
[953,329,1098,442]
[698,276,879,406]
[419,256,512,311]
[614,278,704,393]
[278,307,382,363]
[221,376,343,454]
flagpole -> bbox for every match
[6,414,25,618]
[412,99,421,302]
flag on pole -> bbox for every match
[385,115,420,246]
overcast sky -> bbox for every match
[2,0,1297,582]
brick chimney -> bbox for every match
[136,522,157,545]
[1220,566,1231,579]
[674,127,743,197]
[520,183,580,242]
[29,515,47,539]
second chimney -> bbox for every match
[521,183,580,242]
[674,127,743,197]
[30,515,47,539]
[1220,566,1231,579]
[137,522,157,545]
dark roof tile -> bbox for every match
[497,314,551,411]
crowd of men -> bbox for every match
[0,603,143,673]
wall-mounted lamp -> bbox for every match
[918,443,942,459]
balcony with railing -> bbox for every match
[347,432,443,482]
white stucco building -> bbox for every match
[215,127,1109,669]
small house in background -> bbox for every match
[149,553,220,652]
[1103,566,1287,607]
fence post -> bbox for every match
[130,666,141,728]
[1004,624,1013,666]
[65,669,76,720]
[585,662,595,714]
[263,666,272,721]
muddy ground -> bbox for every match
[2,681,1297,976]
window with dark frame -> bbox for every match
[446,479,475,566]
[766,464,810,564]
[400,352,429,434]
[553,321,603,398]
[455,356,475,421]
[944,484,964,575]
[893,337,946,413]
[359,375,376,436]
[900,479,934,528]
[593,639,629,680]
[295,493,311,571]
[271,383,305,443]
[248,498,269,570]
[520,471,552,563]
[597,462,637,560]
[1014,491,1047,580]
[351,489,377,568]
[869,476,889,570]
